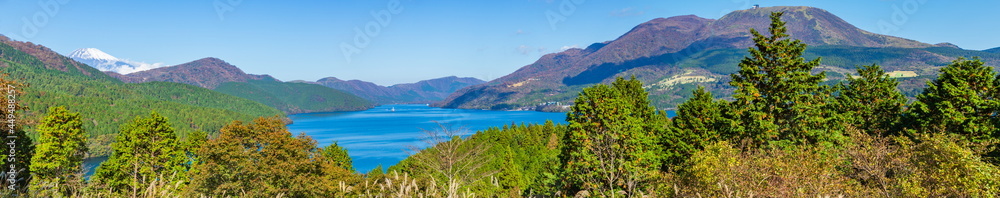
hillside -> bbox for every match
[986,47,1000,53]
[317,76,485,104]
[435,6,1000,111]
[114,57,273,89]
[108,57,374,114]
[0,35,285,156]
[214,80,374,114]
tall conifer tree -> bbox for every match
[726,12,837,146]
[906,57,999,153]
[835,64,907,135]
[666,86,724,168]
[91,112,187,196]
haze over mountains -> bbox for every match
[316,76,485,104]
[434,6,1000,111]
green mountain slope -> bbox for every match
[0,35,284,157]
[984,47,1000,53]
[110,57,374,114]
[214,80,374,114]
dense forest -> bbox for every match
[0,38,285,157]
[2,12,999,197]
[214,79,374,114]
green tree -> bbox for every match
[497,146,526,196]
[560,76,664,196]
[907,57,997,140]
[188,117,350,197]
[666,86,724,169]
[835,64,907,135]
[725,11,837,146]
[29,106,88,197]
[90,112,187,197]
[320,141,354,172]
[905,57,999,159]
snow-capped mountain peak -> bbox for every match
[68,48,120,62]
[67,48,165,74]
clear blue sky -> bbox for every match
[1,0,997,85]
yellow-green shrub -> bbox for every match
[897,133,1000,197]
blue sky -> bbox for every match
[1,0,997,85]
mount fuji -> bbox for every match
[67,48,163,74]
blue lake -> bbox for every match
[84,104,671,176]
[287,104,569,173]
[83,104,568,177]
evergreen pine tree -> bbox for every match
[320,141,354,172]
[497,146,526,195]
[906,57,999,147]
[726,11,838,146]
[835,64,907,135]
[91,112,187,196]
[666,86,724,168]
[29,106,88,197]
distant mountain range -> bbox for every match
[76,46,485,113]
[315,76,485,104]
[104,57,373,114]
[435,6,1000,111]
[68,48,163,74]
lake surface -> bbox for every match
[82,104,675,177]
[82,104,568,177]
[287,104,569,173]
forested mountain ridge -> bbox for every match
[107,57,374,114]
[985,47,1000,53]
[0,34,285,157]
[316,76,484,104]
[214,80,374,114]
[110,57,275,89]
[0,36,110,79]
[435,6,1000,111]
